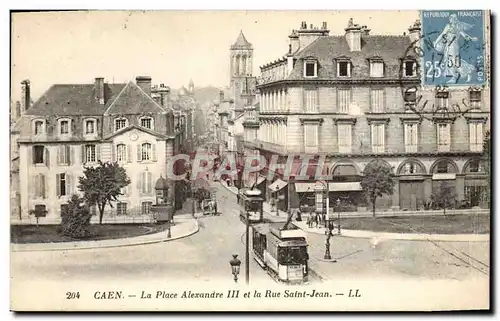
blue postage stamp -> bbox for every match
[420,10,486,87]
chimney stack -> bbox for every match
[20,80,31,112]
[136,76,152,96]
[322,21,327,30]
[151,83,170,108]
[219,90,224,102]
[94,77,105,105]
[361,25,371,36]
[408,20,421,43]
[293,21,330,53]
[345,18,362,51]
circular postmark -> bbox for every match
[398,16,487,123]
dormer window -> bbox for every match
[303,58,318,78]
[58,118,72,136]
[469,90,482,109]
[34,120,44,135]
[337,60,351,77]
[436,91,449,109]
[84,119,96,135]
[140,117,154,130]
[115,118,128,131]
[369,59,384,78]
[403,60,417,77]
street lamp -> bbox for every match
[336,198,341,235]
[229,254,241,283]
[242,189,264,285]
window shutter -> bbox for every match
[404,124,409,147]
[380,125,385,151]
[147,172,152,194]
[127,145,132,163]
[477,123,483,148]
[137,144,142,162]
[56,174,61,197]
[469,123,476,147]
[40,174,46,198]
[138,172,143,195]
[412,62,417,75]
[67,174,73,196]
[96,145,101,161]
[28,146,32,165]
[111,144,116,162]
[44,148,50,167]
[346,125,352,151]
[66,145,71,165]
[81,145,86,164]
[402,62,407,76]
[34,174,39,197]
[57,146,62,165]
[152,143,157,161]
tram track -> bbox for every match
[383,219,490,276]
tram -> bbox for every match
[238,189,264,224]
[252,221,309,284]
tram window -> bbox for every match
[278,246,308,264]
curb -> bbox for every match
[11,219,200,252]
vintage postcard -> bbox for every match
[9,9,491,312]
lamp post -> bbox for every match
[229,254,242,283]
[336,198,341,235]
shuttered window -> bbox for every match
[338,89,351,113]
[138,143,156,162]
[34,174,46,198]
[139,171,153,195]
[142,202,153,214]
[437,123,451,152]
[371,89,384,113]
[304,124,318,147]
[337,124,352,153]
[117,202,127,215]
[404,123,418,153]
[116,144,127,162]
[469,122,483,152]
[57,145,71,165]
[304,89,318,112]
[371,124,385,153]
[370,61,384,78]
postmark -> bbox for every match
[420,10,486,87]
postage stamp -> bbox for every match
[420,10,486,87]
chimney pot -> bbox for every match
[219,91,224,101]
[136,76,152,96]
[322,21,327,29]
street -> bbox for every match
[10,182,489,286]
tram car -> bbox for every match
[239,189,264,224]
[252,222,309,284]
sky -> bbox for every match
[11,10,419,101]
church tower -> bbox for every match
[188,78,194,95]
[229,31,256,112]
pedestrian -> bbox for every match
[311,211,318,228]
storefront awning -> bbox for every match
[294,183,316,193]
[268,178,288,191]
[328,182,362,192]
[432,173,456,180]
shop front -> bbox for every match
[463,158,489,208]
[397,159,427,211]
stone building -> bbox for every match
[15,76,188,221]
[244,19,490,212]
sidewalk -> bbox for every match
[11,217,199,252]
[218,181,489,242]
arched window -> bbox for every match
[397,159,426,175]
[431,159,458,174]
[141,143,151,161]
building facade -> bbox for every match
[245,19,490,212]
[16,76,190,221]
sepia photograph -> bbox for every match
[9,8,491,312]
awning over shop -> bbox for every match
[328,182,362,192]
[432,173,456,180]
[268,178,288,191]
[256,175,266,185]
[294,183,316,193]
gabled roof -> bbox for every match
[102,124,169,141]
[25,83,126,116]
[231,31,252,49]
[104,82,168,115]
[286,35,415,80]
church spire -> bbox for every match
[231,30,252,49]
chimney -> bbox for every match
[94,77,105,105]
[408,20,421,43]
[345,18,362,51]
[136,76,152,96]
[361,25,371,36]
[288,30,300,54]
[20,80,30,111]
[294,21,330,53]
[151,83,170,107]
[219,90,224,102]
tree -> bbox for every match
[431,184,457,216]
[78,161,131,224]
[61,195,92,238]
[361,160,396,218]
[28,207,48,227]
